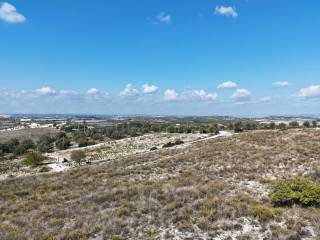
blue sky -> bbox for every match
[1,0,320,116]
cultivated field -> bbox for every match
[0,128,59,143]
[0,129,320,239]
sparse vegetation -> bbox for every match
[22,152,46,166]
[162,139,184,148]
[251,204,282,222]
[1,120,320,239]
[71,150,86,165]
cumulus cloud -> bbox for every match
[299,85,320,98]
[0,87,112,108]
[156,12,171,24]
[215,6,238,18]
[231,89,251,102]
[190,90,218,101]
[87,88,99,95]
[120,84,139,98]
[164,89,178,101]
[59,90,79,96]
[0,2,26,23]
[272,81,290,88]
[33,87,56,96]
[142,84,158,94]
[218,81,238,89]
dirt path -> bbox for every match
[46,131,234,173]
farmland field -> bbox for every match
[0,128,59,143]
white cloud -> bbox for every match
[142,84,158,94]
[120,84,139,98]
[192,90,218,101]
[260,96,271,102]
[272,81,290,88]
[59,90,79,96]
[215,6,238,18]
[299,85,320,98]
[231,89,251,102]
[33,87,56,96]
[164,89,178,101]
[162,88,218,102]
[0,2,26,23]
[218,81,238,89]
[156,12,171,23]
[87,88,99,95]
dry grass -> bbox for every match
[0,129,320,239]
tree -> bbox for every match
[14,144,28,155]
[303,121,311,128]
[7,138,19,152]
[166,125,176,133]
[269,122,276,130]
[37,135,54,153]
[312,120,318,128]
[234,121,243,133]
[228,123,234,130]
[92,133,103,141]
[21,139,34,150]
[245,121,257,130]
[55,136,71,150]
[278,123,287,130]
[209,125,219,134]
[289,121,299,128]
[23,152,46,166]
[71,150,86,165]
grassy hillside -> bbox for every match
[1,129,320,239]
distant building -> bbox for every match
[20,118,31,122]
[29,123,40,128]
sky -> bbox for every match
[1,0,320,116]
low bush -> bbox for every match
[39,166,52,173]
[162,142,175,148]
[162,139,184,148]
[78,138,95,148]
[251,204,282,222]
[270,178,320,207]
[71,150,86,165]
[22,152,46,167]
[174,139,184,145]
[309,166,320,183]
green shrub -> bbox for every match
[162,142,175,148]
[251,204,281,221]
[22,152,46,167]
[174,139,184,145]
[71,150,86,165]
[162,139,184,148]
[270,178,320,207]
[39,166,51,173]
[55,137,71,150]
